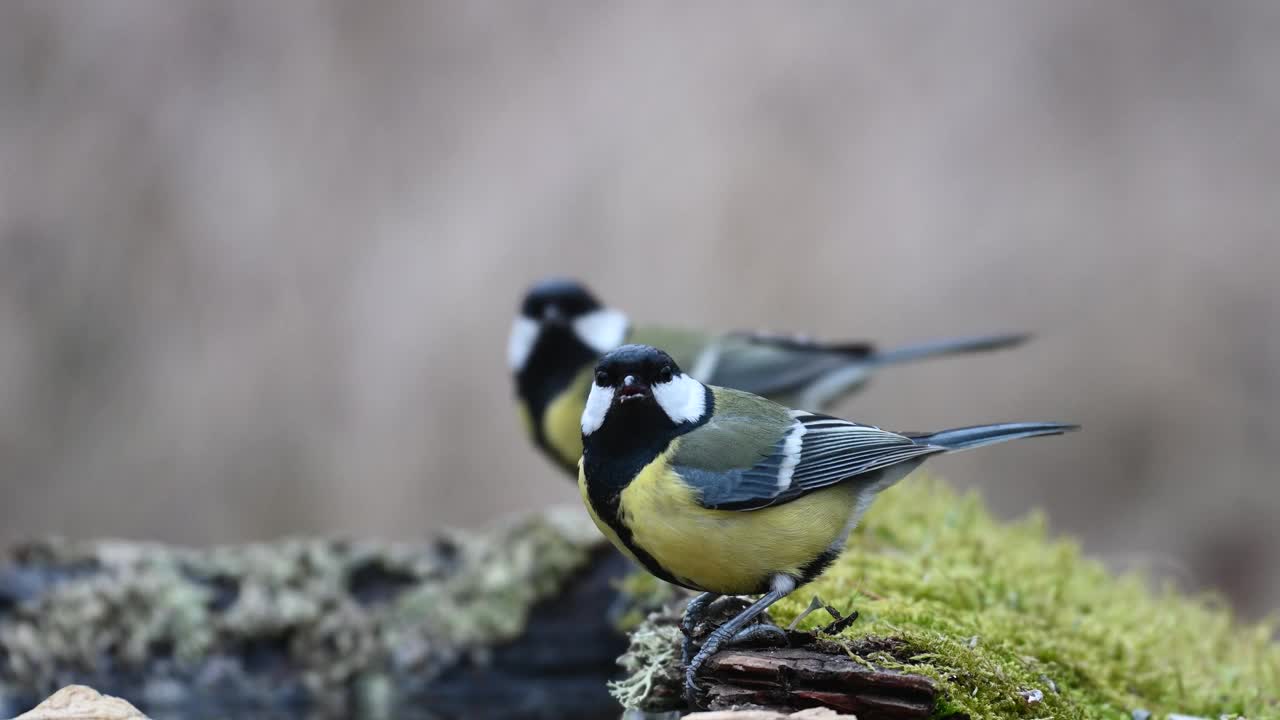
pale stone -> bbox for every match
[14,685,149,720]
[685,708,856,720]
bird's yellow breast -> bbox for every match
[584,440,860,595]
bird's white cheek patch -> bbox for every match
[572,308,628,354]
[507,317,540,370]
[652,374,707,424]
[581,385,615,435]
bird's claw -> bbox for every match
[680,592,717,665]
[684,616,788,665]
[683,665,701,708]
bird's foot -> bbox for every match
[681,583,793,708]
[685,620,788,707]
[727,622,788,647]
[680,592,718,665]
[683,596,790,663]
[684,662,703,708]
[682,606,790,706]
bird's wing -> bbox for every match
[693,331,874,398]
[628,326,874,399]
[673,391,942,511]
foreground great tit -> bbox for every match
[510,278,1029,476]
[577,344,1077,704]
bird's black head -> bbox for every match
[509,279,630,441]
[508,279,629,374]
[579,345,712,506]
[582,344,710,436]
[519,278,602,324]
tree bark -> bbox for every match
[0,514,631,720]
[700,646,937,719]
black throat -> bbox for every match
[515,324,602,453]
[580,387,714,589]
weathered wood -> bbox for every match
[685,708,856,720]
[702,647,936,719]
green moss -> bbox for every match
[765,473,1280,719]
[611,474,1279,718]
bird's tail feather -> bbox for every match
[869,332,1030,366]
[912,422,1078,452]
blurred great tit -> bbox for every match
[509,278,1029,476]
[577,344,1076,704]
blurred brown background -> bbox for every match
[1,2,1277,617]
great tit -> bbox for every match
[577,344,1077,704]
[510,278,1029,476]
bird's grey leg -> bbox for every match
[684,593,786,664]
[684,578,794,708]
[680,592,719,665]
[702,595,741,616]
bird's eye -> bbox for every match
[595,370,610,386]
[657,366,673,383]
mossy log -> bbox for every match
[613,597,939,718]
[0,510,632,720]
[4,477,1278,720]
[613,475,1280,719]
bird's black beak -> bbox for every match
[617,375,651,403]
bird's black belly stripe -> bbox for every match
[794,546,842,588]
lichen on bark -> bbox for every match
[0,508,611,716]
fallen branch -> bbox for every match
[0,511,631,720]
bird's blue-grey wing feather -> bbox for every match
[695,333,872,399]
[677,408,942,511]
